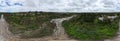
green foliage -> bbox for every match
[4,12,72,38]
[62,14,119,40]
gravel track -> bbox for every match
[0,15,76,41]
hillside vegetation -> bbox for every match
[3,12,120,40]
[62,13,120,40]
[4,12,72,38]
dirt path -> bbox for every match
[0,15,77,41]
[0,14,15,41]
[2,14,120,41]
[0,15,5,41]
[50,16,75,40]
[0,14,52,41]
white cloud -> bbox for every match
[0,0,120,12]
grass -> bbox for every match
[62,13,120,40]
[4,12,72,38]
[3,12,120,40]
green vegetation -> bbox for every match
[62,13,120,40]
[4,12,72,38]
[3,12,120,40]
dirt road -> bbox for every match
[51,16,75,40]
[0,14,14,41]
[2,14,120,41]
[0,15,77,41]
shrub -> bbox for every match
[4,12,72,38]
[62,14,119,40]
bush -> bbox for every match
[4,12,72,38]
[62,14,119,40]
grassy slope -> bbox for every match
[62,13,120,40]
[4,12,72,38]
[2,12,120,40]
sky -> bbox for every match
[0,0,120,12]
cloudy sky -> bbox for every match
[0,0,120,12]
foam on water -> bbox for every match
[0,0,120,12]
